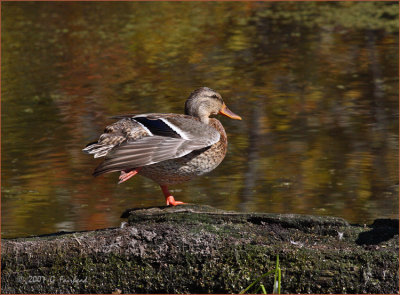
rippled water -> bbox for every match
[2,2,398,238]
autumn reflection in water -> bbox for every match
[2,2,398,238]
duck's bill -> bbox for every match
[219,103,242,120]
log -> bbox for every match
[1,205,398,294]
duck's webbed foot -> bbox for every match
[160,185,185,206]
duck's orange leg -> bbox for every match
[118,168,142,184]
[160,185,185,206]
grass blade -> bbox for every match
[273,255,281,294]
[240,255,282,294]
[240,270,274,294]
[260,284,267,294]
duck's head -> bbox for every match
[185,87,242,124]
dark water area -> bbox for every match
[2,2,398,238]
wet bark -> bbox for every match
[2,205,398,294]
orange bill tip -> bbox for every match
[219,103,242,120]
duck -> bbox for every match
[83,87,242,206]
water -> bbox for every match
[2,2,398,238]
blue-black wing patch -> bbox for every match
[133,117,181,138]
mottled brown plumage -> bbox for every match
[139,118,227,185]
[83,87,241,206]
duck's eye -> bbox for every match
[211,94,219,99]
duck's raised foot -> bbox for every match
[118,168,141,184]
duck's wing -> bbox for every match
[92,115,220,176]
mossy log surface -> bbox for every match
[2,205,399,294]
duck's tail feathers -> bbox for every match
[82,143,114,159]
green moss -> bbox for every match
[2,206,398,293]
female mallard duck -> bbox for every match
[83,87,241,206]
